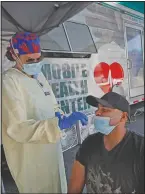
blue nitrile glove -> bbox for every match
[55,112,88,130]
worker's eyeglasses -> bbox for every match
[25,55,44,64]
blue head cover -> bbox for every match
[9,32,41,55]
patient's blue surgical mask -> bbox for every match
[22,61,43,76]
[94,115,121,135]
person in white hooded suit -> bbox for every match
[2,32,88,193]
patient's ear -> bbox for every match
[121,112,128,122]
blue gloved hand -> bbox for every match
[55,112,88,130]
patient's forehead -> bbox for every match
[98,104,122,113]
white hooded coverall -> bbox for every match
[2,68,67,193]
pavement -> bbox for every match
[2,112,144,193]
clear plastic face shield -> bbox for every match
[2,40,15,73]
[10,37,23,65]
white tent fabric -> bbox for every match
[1,2,91,39]
[1,1,91,72]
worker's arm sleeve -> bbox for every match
[2,77,61,144]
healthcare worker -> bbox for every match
[2,32,88,193]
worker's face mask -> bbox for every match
[22,61,43,76]
[93,115,121,135]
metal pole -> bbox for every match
[1,179,6,193]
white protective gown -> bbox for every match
[2,68,67,193]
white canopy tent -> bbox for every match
[1,2,91,39]
[1,1,91,72]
